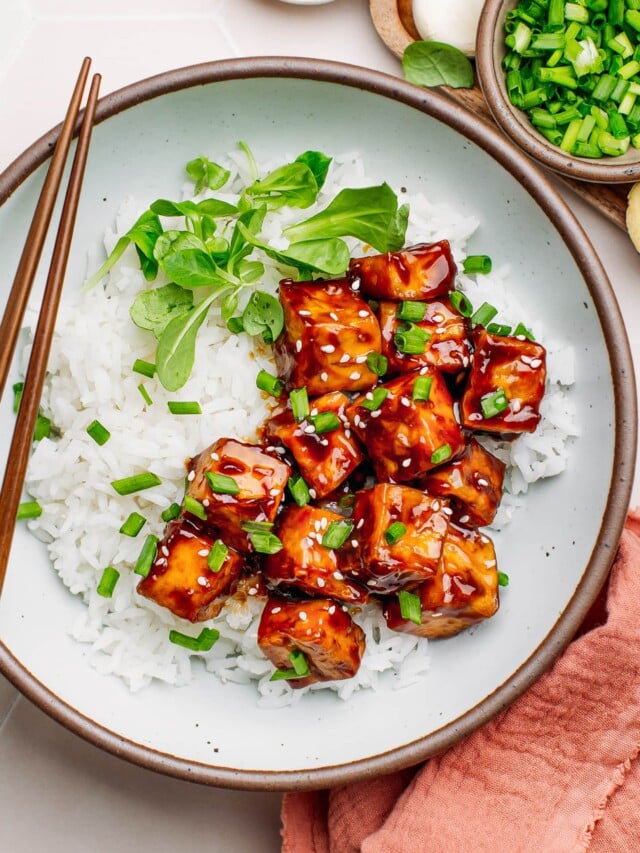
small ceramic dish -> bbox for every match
[477,0,640,183]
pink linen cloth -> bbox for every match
[281,511,640,852]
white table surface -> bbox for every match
[1,1,639,850]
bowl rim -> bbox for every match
[476,0,640,183]
[0,55,636,791]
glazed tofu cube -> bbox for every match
[349,241,456,301]
[186,438,290,553]
[378,299,471,376]
[274,278,382,396]
[461,327,547,435]
[137,517,244,622]
[263,504,368,604]
[258,596,366,688]
[342,483,450,594]
[419,437,506,527]
[345,369,465,482]
[384,523,499,638]
[265,391,363,498]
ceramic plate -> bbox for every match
[0,58,635,790]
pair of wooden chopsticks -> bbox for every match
[0,58,101,595]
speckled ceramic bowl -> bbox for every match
[0,57,635,790]
[477,0,640,183]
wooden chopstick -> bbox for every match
[0,70,102,595]
[0,57,92,399]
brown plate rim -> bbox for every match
[0,56,636,791]
[476,0,640,183]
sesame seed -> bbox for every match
[299,309,311,316]
[274,447,286,455]
[317,577,326,588]
[432,313,444,323]
[310,408,319,417]
[320,372,328,382]
[530,358,542,369]
[349,371,360,380]
[443,506,453,516]
[271,606,281,614]
[197,576,208,587]
[351,279,360,291]
[435,327,446,335]
[248,587,258,596]
[355,355,367,364]
[370,409,381,418]
[339,353,350,363]
[333,571,344,580]
[320,344,335,353]
[477,478,489,487]
[329,312,339,321]
[304,424,315,434]
[345,429,351,438]
[320,517,328,529]
[309,488,317,499]
[462,356,469,367]
[187,470,195,481]
[211,452,220,461]
[400,397,411,407]
[161,546,170,557]
[198,548,209,557]
[459,514,470,524]
[314,520,321,532]
[321,439,329,446]
[299,611,308,621]
[295,339,302,353]
[202,498,210,507]
[432,500,440,511]
[357,518,364,529]
[270,487,280,496]
[358,309,369,318]
[402,458,412,468]
[354,414,361,427]
[351,539,358,548]
[328,605,336,614]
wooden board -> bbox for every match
[369,0,629,232]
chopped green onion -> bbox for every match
[487,323,513,336]
[431,444,452,465]
[338,492,356,509]
[394,322,431,354]
[481,389,510,419]
[321,519,354,550]
[12,381,23,413]
[498,571,510,587]
[412,375,433,402]
[169,627,220,652]
[513,322,535,340]
[288,474,311,507]
[471,301,498,327]
[33,414,51,441]
[132,358,155,378]
[119,512,146,538]
[111,472,161,495]
[290,387,310,423]
[398,589,423,625]
[16,500,42,520]
[184,495,207,521]
[167,400,202,415]
[463,255,493,275]
[86,419,111,445]
[449,290,474,317]
[385,521,407,544]
[207,539,228,573]
[241,520,275,533]
[256,369,284,397]
[161,502,181,523]
[248,530,283,555]
[310,411,341,434]
[97,566,120,598]
[138,383,153,406]
[396,301,427,322]
[134,534,159,577]
[206,472,240,495]
[360,387,389,411]
[270,648,311,681]
[366,352,388,377]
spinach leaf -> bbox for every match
[84,209,163,290]
[185,156,231,195]
[237,223,350,276]
[241,291,284,344]
[402,41,474,89]
[227,206,267,274]
[236,259,264,284]
[388,203,411,253]
[155,293,217,390]
[283,183,407,252]
[295,150,332,190]
[154,230,205,263]
[220,290,239,322]
[243,162,319,210]
[129,283,194,339]
[150,198,236,219]
[161,248,235,289]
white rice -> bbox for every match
[19,148,577,700]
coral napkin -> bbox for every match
[281,511,640,853]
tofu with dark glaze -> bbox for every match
[263,504,368,604]
[342,483,450,594]
[137,517,244,622]
[384,523,499,638]
[461,327,547,436]
[419,437,506,527]
[348,241,456,301]
[265,391,363,498]
[378,298,471,375]
[345,369,465,482]
[186,438,290,553]
[258,596,366,688]
[275,278,382,396]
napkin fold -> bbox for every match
[282,511,640,853]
